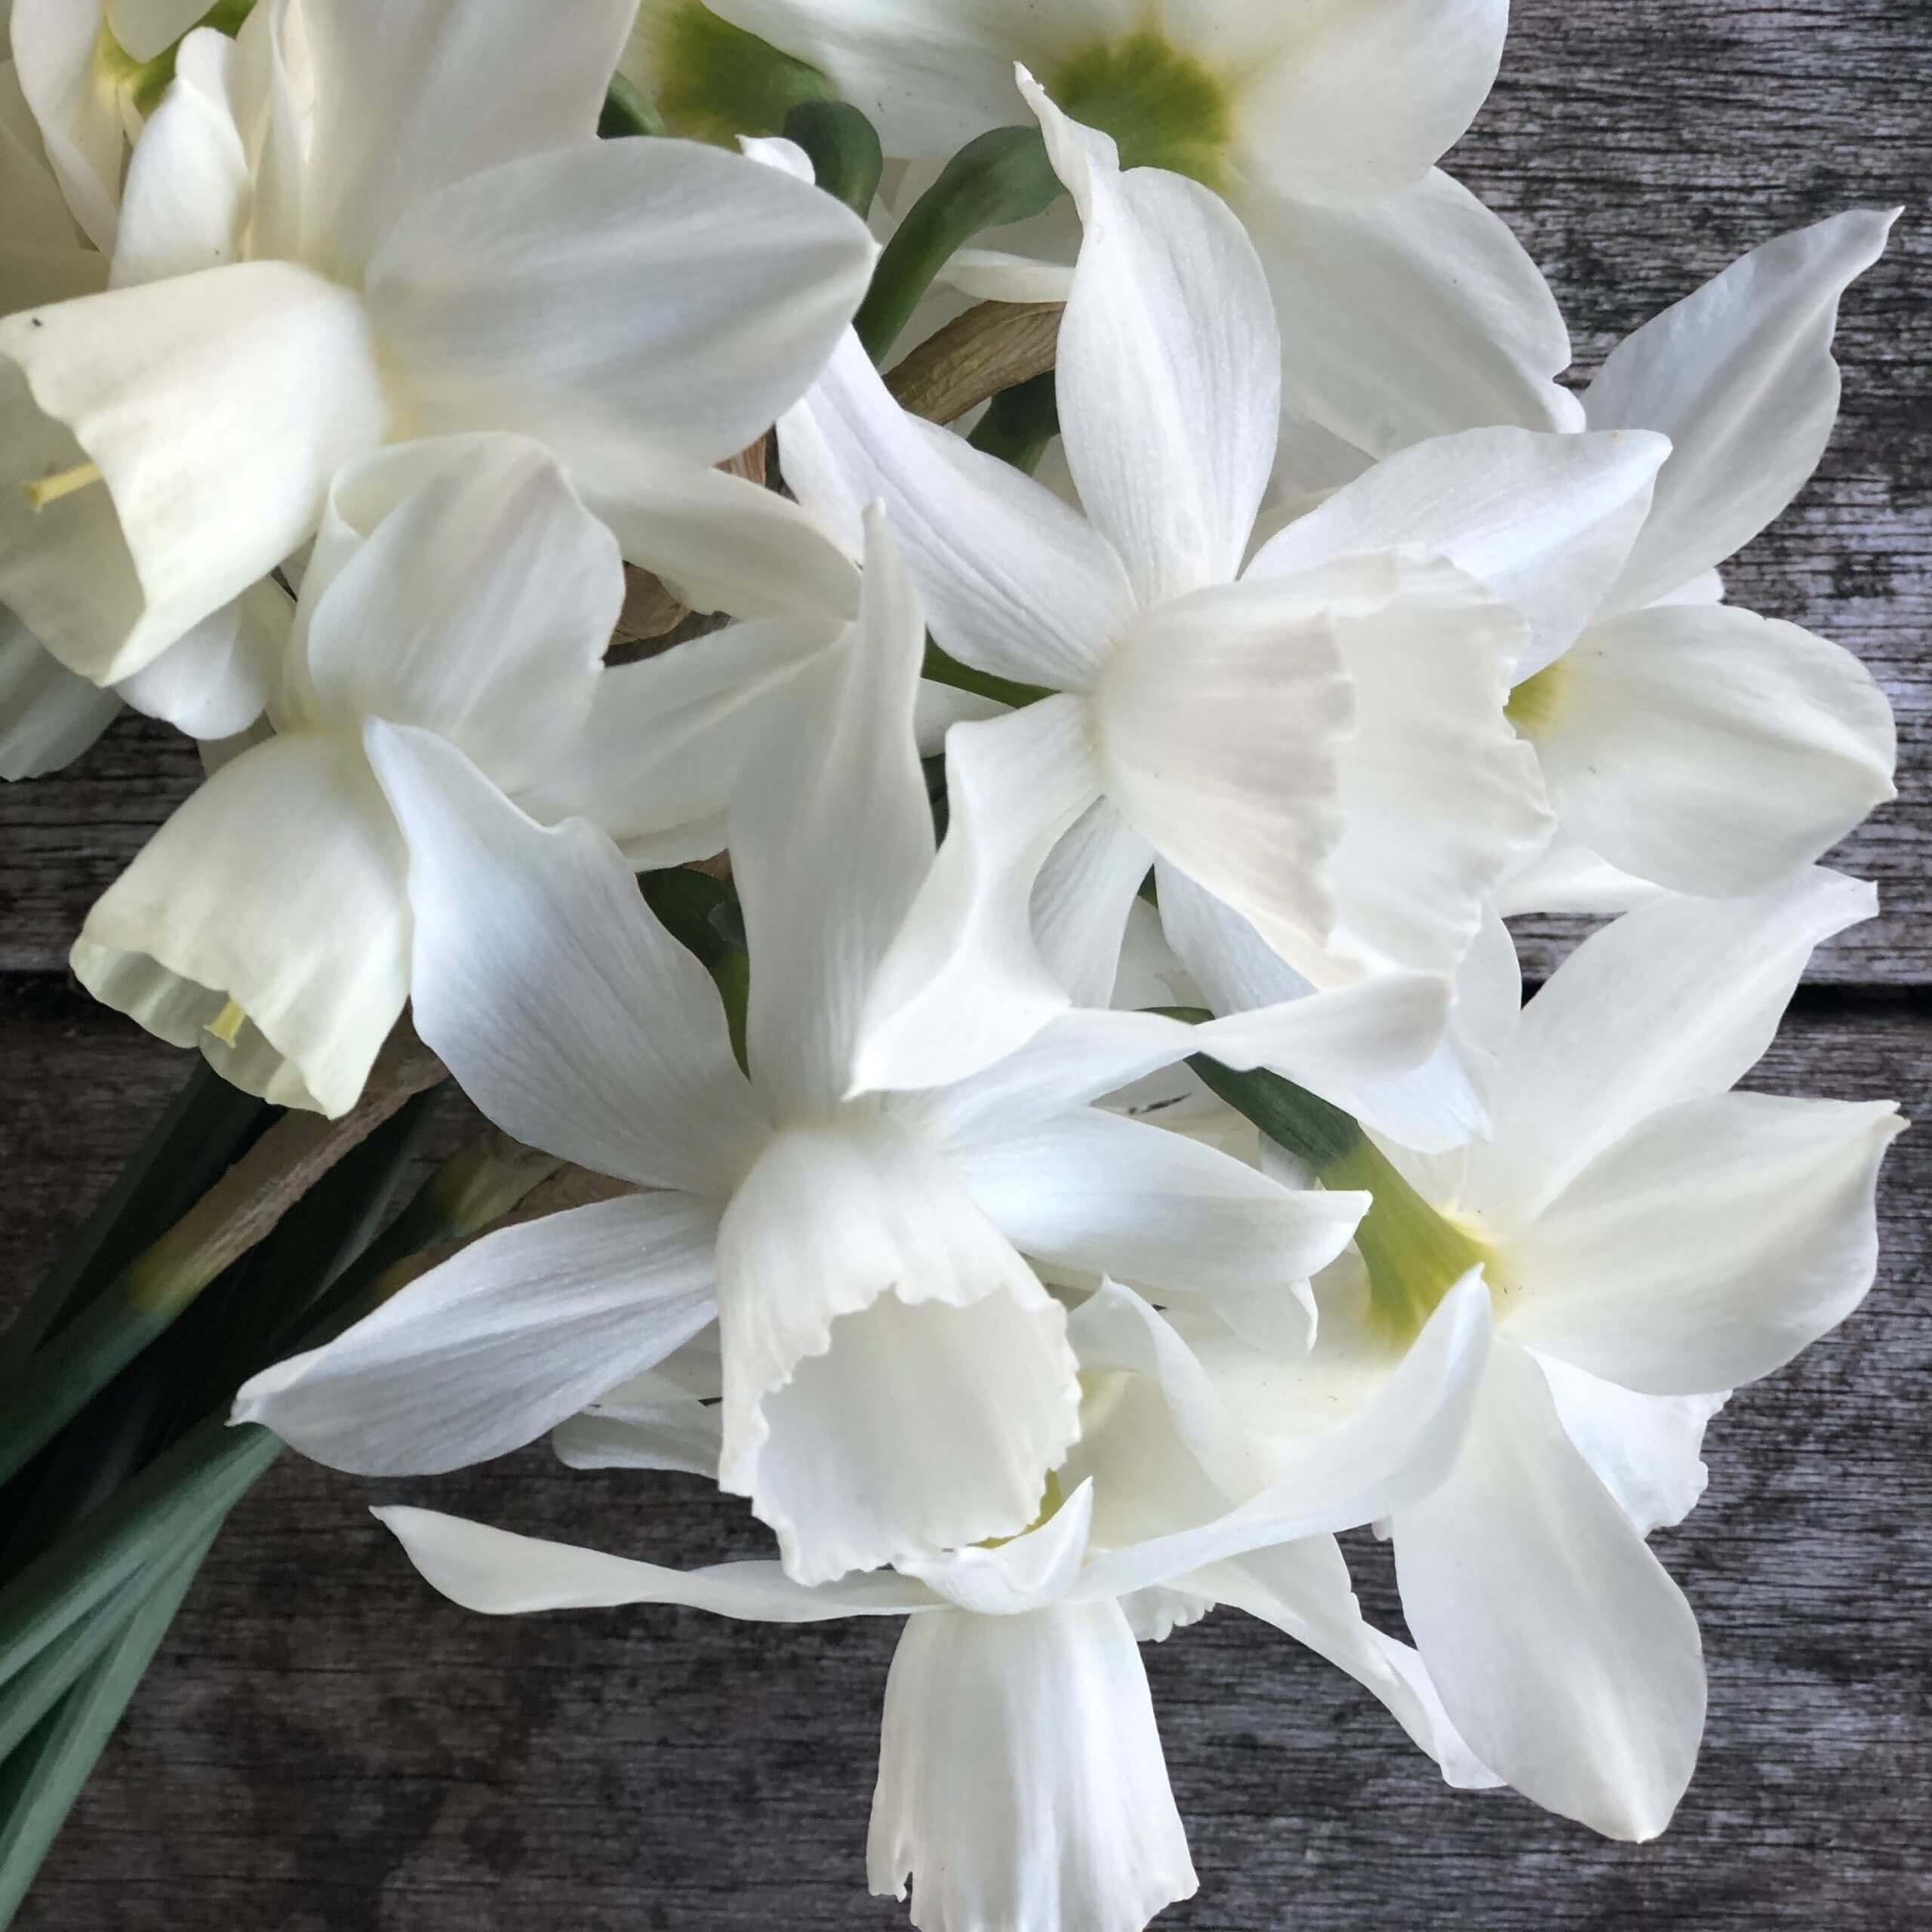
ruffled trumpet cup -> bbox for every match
[0,0,876,689]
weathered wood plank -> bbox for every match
[2,985,1924,1930]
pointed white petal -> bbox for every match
[0,263,389,682]
[953,1107,1364,1313]
[1536,1355,1727,1538]
[1392,1340,1706,1841]
[1491,829,1665,918]
[850,696,1103,1097]
[1243,170,1581,464]
[300,0,635,276]
[112,577,289,741]
[298,436,622,793]
[1526,602,1897,895]
[375,1506,935,1620]
[552,1373,724,1479]
[11,0,121,252]
[71,734,407,1117]
[1030,799,1155,1008]
[1587,209,1897,610]
[1023,72,1280,604]
[715,1112,1079,1585]
[868,1601,1197,1932]
[1252,426,1669,678]
[0,607,118,778]
[734,508,935,1122]
[104,0,208,63]
[366,722,766,1194]
[1467,868,1876,1232]
[1505,1092,1903,1395]
[780,329,1134,689]
[897,1481,1098,1619]
[234,1194,721,1475]
[368,140,875,475]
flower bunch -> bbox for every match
[0,2,1904,1927]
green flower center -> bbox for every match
[1506,659,1569,739]
[640,2,833,145]
[1045,32,1235,191]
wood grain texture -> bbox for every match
[0,0,1926,1925]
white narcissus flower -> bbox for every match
[72,430,829,1116]
[357,1271,1492,1932]
[693,0,1576,463]
[0,0,875,698]
[233,509,1377,1586]
[1168,869,1903,1841]
[782,81,1592,1109]
[1260,210,1901,912]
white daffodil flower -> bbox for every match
[232,508,1404,1587]
[782,81,1567,1106]
[356,1272,1491,1932]
[73,431,829,1116]
[9,0,217,257]
[0,0,875,697]
[1165,869,1903,1841]
[1263,210,1901,912]
[691,0,1575,464]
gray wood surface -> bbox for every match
[2,0,1927,1925]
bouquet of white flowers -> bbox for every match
[0,2,1907,1926]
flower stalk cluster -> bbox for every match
[0,2,1907,1926]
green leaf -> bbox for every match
[782,99,883,216]
[0,1580,142,1767]
[599,71,665,139]
[855,127,1064,363]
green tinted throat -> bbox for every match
[649,2,834,144]
[1046,32,1235,190]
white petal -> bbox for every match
[780,329,1134,690]
[71,733,407,1117]
[587,457,860,622]
[297,435,622,794]
[0,605,118,778]
[108,28,248,288]
[1223,0,1504,203]
[520,616,838,857]
[11,0,121,252]
[953,1108,1364,1315]
[850,696,1103,1097]
[299,0,635,275]
[1030,798,1155,1008]
[1392,1340,1705,1841]
[552,1374,724,1479]
[0,263,389,682]
[897,1481,1097,1620]
[1536,1355,1727,1538]
[104,0,208,64]
[375,1506,935,1620]
[868,1601,1197,1932]
[1023,72,1280,603]
[366,722,766,1194]
[1242,170,1581,463]
[715,1112,1079,1585]
[1251,426,1669,678]
[112,577,289,740]
[1525,602,1897,896]
[368,140,875,475]
[1466,868,1876,1232]
[233,1193,721,1475]
[1075,1275,1493,1599]
[1505,1092,1903,1395]
[734,508,935,1122]
[1491,829,1665,919]
[1094,571,1352,981]
[1587,209,1897,610]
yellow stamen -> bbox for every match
[22,462,103,512]
[205,998,248,1048]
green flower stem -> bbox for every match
[854,127,1065,364]
[599,72,666,139]
[968,371,1062,475]
[0,1524,217,1925]
[783,100,883,216]
[920,642,1053,709]
[1183,1024,1491,1343]
[0,1418,274,1696]
[2,1062,266,1364]
[0,1034,445,1489]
